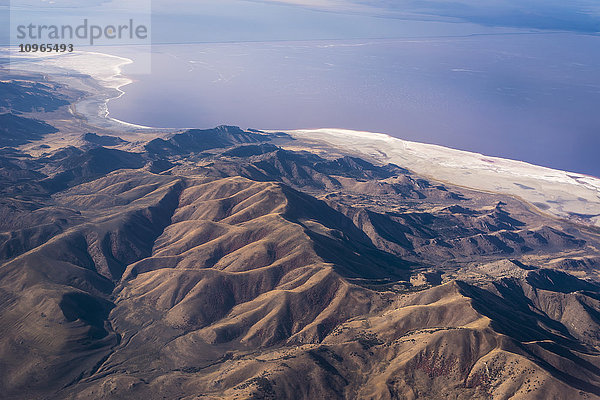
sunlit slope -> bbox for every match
[0,126,599,399]
[287,128,600,227]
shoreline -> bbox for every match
[284,128,600,226]
[2,48,599,227]
[3,48,164,132]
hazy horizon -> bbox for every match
[106,30,600,177]
[3,0,600,176]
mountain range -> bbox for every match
[0,74,600,399]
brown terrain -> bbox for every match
[1,73,600,399]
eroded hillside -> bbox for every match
[1,122,599,399]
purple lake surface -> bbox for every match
[108,32,600,177]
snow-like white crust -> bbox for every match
[4,49,598,225]
[8,50,132,90]
[286,128,600,226]
[4,49,153,130]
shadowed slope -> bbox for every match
[61,278,600,400]
[0,126,599,399]
[0,171,184,398]
[0,113,58,147]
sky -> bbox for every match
[2,0,599,45]
[156,0,600,33]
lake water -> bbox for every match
[2,0,599,176]
[106,31,600,177]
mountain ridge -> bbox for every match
[0,80,599,399]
